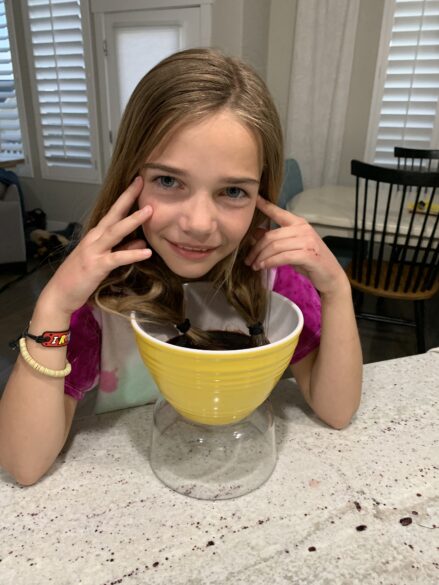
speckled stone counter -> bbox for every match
[1,353,438,585]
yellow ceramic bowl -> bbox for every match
[131,283,303,425]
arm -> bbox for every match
[291,276,362,429]
[0,293,77,485]
[246,196,362,429]
[0,177,153,485]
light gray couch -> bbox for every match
[0,182,26,265]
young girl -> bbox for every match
[0,48,362,485]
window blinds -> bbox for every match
[373,0,439,166]
[27,0,94,170]
[0,1,23,158]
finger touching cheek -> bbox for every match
[140,205,153,218]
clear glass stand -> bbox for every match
[150,398,277,500]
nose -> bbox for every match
[179,192,218,237]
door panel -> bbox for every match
[98,7,201,163]
[114,25,181,113]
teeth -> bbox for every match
[180,245,210,252]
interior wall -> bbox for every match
[266,0,298,131]
[242,0,271,79]
[211,0,244,57]
[212,0,271,78]
[338,0,385,185]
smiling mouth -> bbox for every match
[179,245,215,252]
[171,241,218,252]
[168,241,219,258]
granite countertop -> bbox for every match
[1,352,438,585]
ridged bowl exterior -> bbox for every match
[132,329,301,425]
[131,286,303,425]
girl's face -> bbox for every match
[139,110,263,279]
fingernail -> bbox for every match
[134,175,142,184]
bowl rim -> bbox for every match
[130,291,304,356]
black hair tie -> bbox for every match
[248,322,264,336]
[176,318,191,334]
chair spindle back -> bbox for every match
[350,160,439,300]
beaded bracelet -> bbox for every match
[19,337,72,378]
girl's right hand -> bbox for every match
[40,176,152,316]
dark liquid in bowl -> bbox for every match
[168,330,257,351]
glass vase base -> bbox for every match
[150,398,277,500]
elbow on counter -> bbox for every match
[322,394,362,430]
[13,470,45,487]
[326,416,352,431]
[0,455,49,487]
[320,406,359,431]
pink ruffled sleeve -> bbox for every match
[272,264,321,364]
[64,305,101,401]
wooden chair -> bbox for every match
[346,160,439,353]
[394,146,439,173]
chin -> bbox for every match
[161,251,229,279]
[167,262,215,280]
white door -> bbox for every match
[96,7,203,165]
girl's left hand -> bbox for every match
[245,196,348,297]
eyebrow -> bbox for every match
[143,163,260,185]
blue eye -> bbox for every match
[157,175,177,189]
[225,187,246,199]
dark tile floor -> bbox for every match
[1,259,438,394]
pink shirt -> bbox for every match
[65,265,321,407]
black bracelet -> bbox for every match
[23,327,70,347]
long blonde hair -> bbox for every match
[87,48,284,345]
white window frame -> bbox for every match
[3,0,33,176]
[20,0,102,183]
[365,0,439,164]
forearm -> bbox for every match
[0,290,73,484]
[0,181,150,485]
[307,278,363,428]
